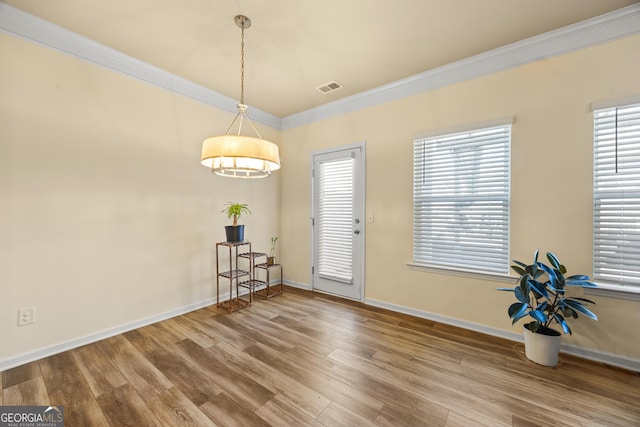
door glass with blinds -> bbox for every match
[318,158,353,282]
[593,102,640,287]
[413,124,511,274]
[312,145,364,300]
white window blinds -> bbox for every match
[317,157,354,283]
[413,124,511,274]
[593,102,640,287]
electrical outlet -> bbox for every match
[18,307,36,326]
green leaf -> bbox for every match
[528,321,540,333]
[496,287,515,292]
[567,275,590,280]
[564,300,598,321]
[530,263,538,278]
[547,252,561,270]
[529,310,548,323]
[545,279,558,292]
[562,307,578,319]
[508,302,523,316]
[559,264,567,274]
[537,262,557,285]
[566,279,597,288]
[511,265,526,276]
[514,286,529,304]
[512,310,529,325]
[534,249,539,263]
[508,302,528,319]
[553,313,571,334]
[512,260,528,269]
[561,306,575,318]
[528,280,549,299]
[555,270,565,287]
[519,276,531,296]
[537,301,548,313]
[570,297,597,305]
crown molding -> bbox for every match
[2,3,639,132]
[0,2,282,130]
[282,3,640,130]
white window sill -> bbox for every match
[584,283,640,302]
[407,262,517,284]
[407,264,640,300]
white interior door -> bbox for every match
[311,143,365,301]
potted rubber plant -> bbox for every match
[221,202,251,242]
[497,250,598,366]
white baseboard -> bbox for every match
[0,280,294,372]
[283,279,312,291]
[4,286,637,373]
[0,290,244,372]
[365,297,640,373]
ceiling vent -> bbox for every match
[316,81,343,94]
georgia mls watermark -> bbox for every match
[0,406,64,427]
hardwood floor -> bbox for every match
[2,287,639,426]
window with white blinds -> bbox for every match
[317,157,354,283]
[413,124,511,274]
[593,102,640,288]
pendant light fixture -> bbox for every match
[201,15,280,178]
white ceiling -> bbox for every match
[3,0,638,118]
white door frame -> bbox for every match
[309,141,366,302]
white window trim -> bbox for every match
[412,119,512,275]
[413,116,515,141]
[590,94,640,112]
[407,262,517,283]
[584,283,640,302]
[592,97,640,299]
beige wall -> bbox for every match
[2,27,638,367]
[280,34,640,361]
[0,34,280,363]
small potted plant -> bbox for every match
[497,250,598,366]
[221,202,251,242]
[268,236,278,265]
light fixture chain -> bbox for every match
[240,22,245,105]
